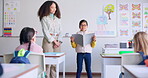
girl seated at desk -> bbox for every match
[15,27,43,53]
[119,32,148,78]
[133,32,148,65]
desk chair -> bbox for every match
[121,53,142,78]
[3,52,45,78]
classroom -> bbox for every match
[0,0,148,78]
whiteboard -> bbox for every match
[2,0,117,37]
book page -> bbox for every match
[72,33,95,47]
[84,33,95,46]
[72,34,83,46]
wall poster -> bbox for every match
[96,3,117,37]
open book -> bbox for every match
[72,33,95,47]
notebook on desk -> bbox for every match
[44,52,64,56]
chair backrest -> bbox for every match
[121,53,142,65]
[121,53,143,75]
[3,53,45,74]
[3,54,13,63]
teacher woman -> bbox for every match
[38,1,62,78]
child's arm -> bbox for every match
[70,37,77,48]
[91,35,96,48]
[71,42,77,48]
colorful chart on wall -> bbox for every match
[117,3,144,37]
[131,3,143,36]
[1,0,46,37]
[0,0,2,36]
[118,3,130,37]
[143,3,148,33]
[3,0,20,36]
[95,3,117,37]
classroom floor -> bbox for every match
[60,74,101,78]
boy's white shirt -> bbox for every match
[75,31,93,53]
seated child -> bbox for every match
[15,27,43,53]
[133,32,148,65]
[119,32,148,78]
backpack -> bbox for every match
[10,49,31,64]
[0,63,3,76]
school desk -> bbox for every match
[1,64,39,78]
[45,52,65,78]
[101,54,121,78]
[123,65,148,78]
[0,52,65,78]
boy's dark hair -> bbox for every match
[79,19,88,28]
[19,27,35,51]
[38,1,61,20]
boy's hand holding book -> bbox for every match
[70,36,75,42]
[92,35,96,42]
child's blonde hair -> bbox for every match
[133,32,148,55]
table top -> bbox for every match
[123,65,148,78]
[44,52,65,57]
[1,64,39,78]
[100,54,121,58]
[0,52,66,57]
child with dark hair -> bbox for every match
[15,27,43,53]
[70,19,96,78]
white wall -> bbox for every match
[0,0,148,73]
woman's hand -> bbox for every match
[92,35,96,42]
[53,40,61,48]
[70,36,75,42]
